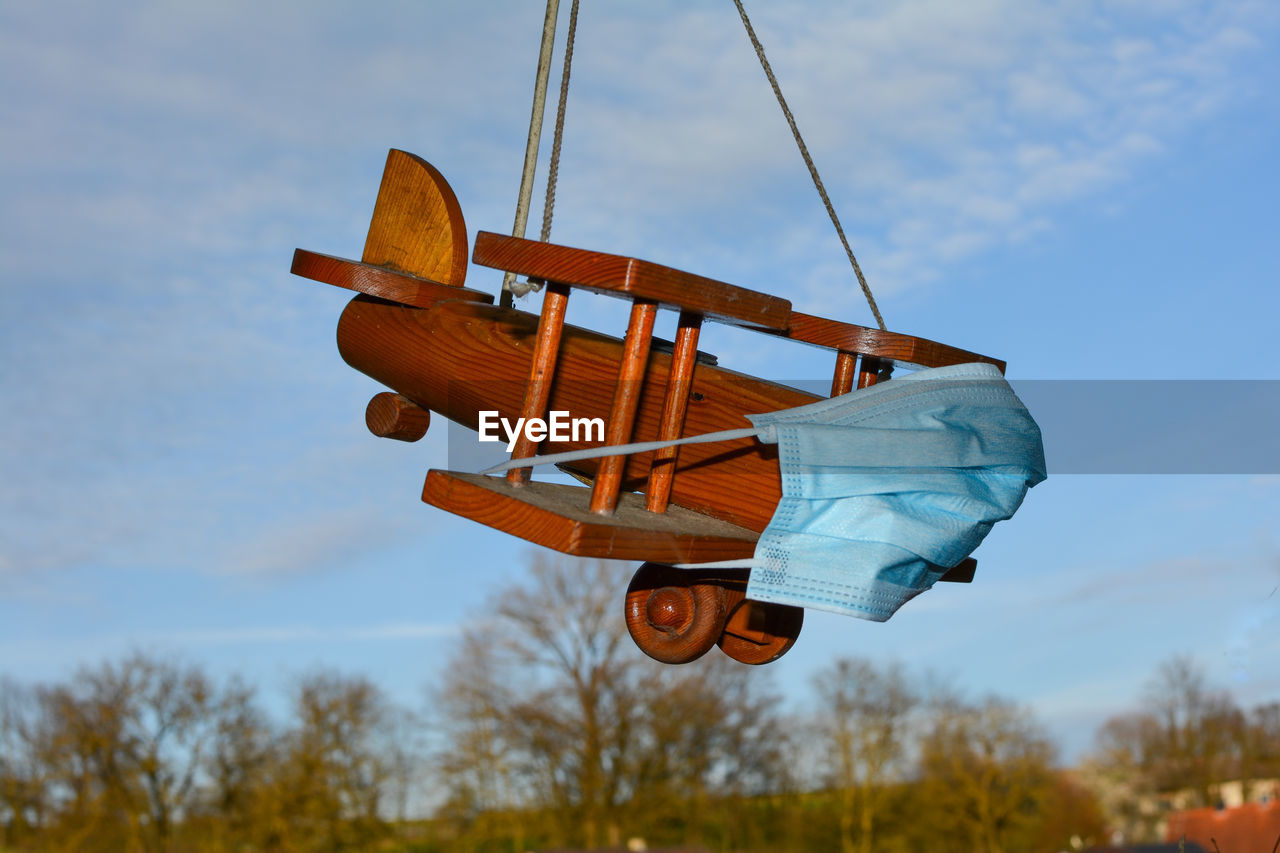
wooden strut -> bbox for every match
[590,299,657,514]
[646,310,703,513]
[291,150,1003,666]
[831,351,857,397]
[507,282,571,486]
[858,355,891,389]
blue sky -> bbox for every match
[2,0,1278,762]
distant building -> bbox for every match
[1078,766,1280,844]
[1165,800,1280,853]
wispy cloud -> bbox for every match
[532,1,1273,304]
[1,0,1274,587]
[214,506,415,578]
[158,621,459,646]
[0,621,460,674]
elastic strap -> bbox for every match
[479,426,760,475]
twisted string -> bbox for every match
[501,0,561,307]
[505,0,581,300]
[731,0,887,330]
[540,0,580,243]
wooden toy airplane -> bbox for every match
[291,150,1003,665]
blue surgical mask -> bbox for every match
[482,363,1046,622]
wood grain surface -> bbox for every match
[783,311,1004,372]
[472,231,792,330]
[337,296,805,533]
[365,392,431,442]
[646,310,703,513]
[340,296,991,578]
[423,471,759,562]
[290,249,493,308]
[589,299,657,514]
[361,149,469,286]
[506,283,571,485]
[301,148,1003,575]
[831,351,858,397]
[625,563,735,664]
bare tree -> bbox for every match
[266,670,415,852]
[629,654,791,849]
[1089,709,1166,842]
[196,676,276,851]
[435,555,788,850]
[116,654,215,848]
[438,556,648,848]
[810,657,917,853]
[917,695,1056,853]
[2,652,446,852]
[1245,702,1280,790]
[20,654,216,853]
[437,629,539,850]
[1091,655,1246,820]
[0,678,49,848]
[1142,656,1241,803]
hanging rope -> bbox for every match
[501,0,561,307]
[504,0,581,302]
[730,0,887,330]
[540,0,579,243]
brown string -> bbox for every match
[505,0,580,300]
[541,0,580,243]
[730,0,887,331]
[501,0,561,307]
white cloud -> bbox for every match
[1,0,1273,587]
[215,506,413,578]
[163,621,459,645]
[530,0,1272,309]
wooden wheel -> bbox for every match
[717,599,804,665]
[625,563,730,664]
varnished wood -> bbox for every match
[831,351,857,397]
[338,297,805,533]
[508,283,571,486]
[783,311,1005,373]
[646,310,703,513]
[423,471,759,562]
[717,599,804,665]
[365,392,431,442]
[590,300,657,515]
[340,297,991,577]
[295,150,1004,667]
[291,249,493,308]
[362,149,469,285]
[858,355,889,389]
[472,233,1001,369]
[624,565,805,664]
[625,563,732,664]
[472,231,792,330]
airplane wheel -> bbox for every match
[717,599,804,665]
[625,562,729,664]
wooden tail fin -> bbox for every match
[362,149,469,286]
